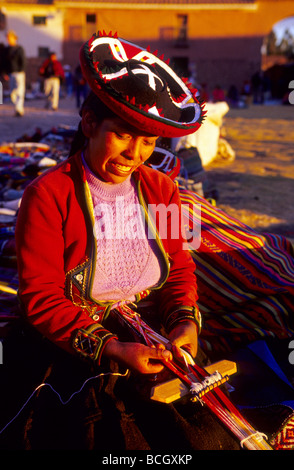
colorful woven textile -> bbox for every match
[179,187,294,356]
[0,267,18,326]
[270,413,294,450]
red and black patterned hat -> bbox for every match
[147,146,182,180]
[80,31,205,138]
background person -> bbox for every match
[39,51,64,110]
[3,30,26,116]
[74,64,89,108]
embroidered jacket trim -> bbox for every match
[73,324,118,365]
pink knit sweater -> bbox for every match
[83,157,162,305]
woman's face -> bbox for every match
[84,112,159,184]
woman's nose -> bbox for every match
[124,138,141,160]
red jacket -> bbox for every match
[15,152,200,363]
[39,58,65,80]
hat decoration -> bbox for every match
[80,31,206,137]
[147,146,182,180]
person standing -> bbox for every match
[39,51,64,110]
[74,64,88,108]
[4,30,26,117]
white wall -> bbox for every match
[0,8,64,59]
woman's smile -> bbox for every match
[84,114,158,184]
[107,161,135,176]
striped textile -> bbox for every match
[0,266,19,319]
[179,187,294,356]
[270,413,294,450]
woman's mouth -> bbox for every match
[108,162,134,175]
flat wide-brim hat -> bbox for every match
[147,146,182,180]
[80,31,205,138]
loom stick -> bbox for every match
[150,360,237,403]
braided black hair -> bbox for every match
[69,92,117,157]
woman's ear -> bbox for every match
[81,110,99,138]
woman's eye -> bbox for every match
[144,140,156,147]
[115,132,130,140]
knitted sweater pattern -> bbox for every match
[84,159,162,303]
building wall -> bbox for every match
[59,1,294,94]
[1,1,294,93]
[59,6,258,93]
[0,4,64,86]
[0,6,63,58]
[59,1,294,43]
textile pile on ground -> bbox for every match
[0,126,76,336]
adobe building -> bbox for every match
[1,0,294,96]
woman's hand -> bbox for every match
[168,320,198,360]
[103,339,172,374]
[103,320,197,374]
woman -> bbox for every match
[16,92,200,372]
[7,32,239,450]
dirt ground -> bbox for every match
[1,96,294,241]
[206,104,294,242]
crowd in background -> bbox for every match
[1,29,293,118]
[0,30,90,115]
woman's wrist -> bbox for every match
[173,318,199,335]
[164,306,201,335]
[103,337,123,361]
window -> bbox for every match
[38,46,50,58]
[86,14,96,24]
[175,14,188,47]
[33,16,47,26]
[159,27,174,41]
[85,13,97,40]
[69,25,83,41]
